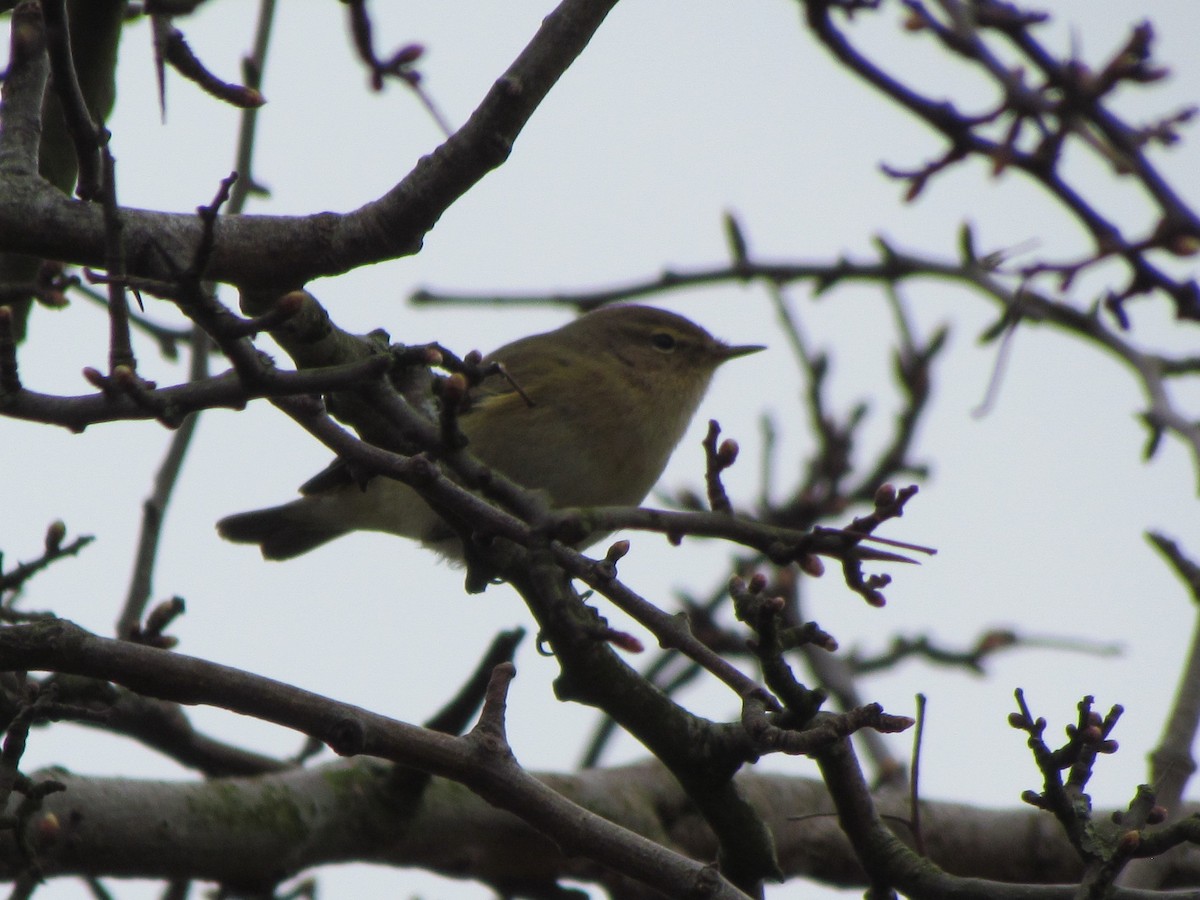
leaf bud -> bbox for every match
[44,520,66,553]
[799,555,825,577]
[605,540,630,563]
[393,43,425,65]
[605,630,644,654]
[442,372,469,406]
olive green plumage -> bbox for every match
[217,305,762,560]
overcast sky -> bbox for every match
[5,1,1200,898]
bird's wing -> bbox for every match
[297,349,547,496]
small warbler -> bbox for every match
[217,304,763,559]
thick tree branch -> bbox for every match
[3,758,1196,894]
[0,618,752,900]
[0,0,621,291]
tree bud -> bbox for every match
[799,555,825,577]
[44,520,66,553]
[874,483,897,506]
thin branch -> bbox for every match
[849,628,1119,676]
[114,327,210,639]
[44,674,293,777]
[73,279,194,359]
[343,0,452,136]
[1135,534,1200,880]
[227,0,277,213]
[98,146,134,375]
[152,16,265,112]
[0,526,94,598]
[550,542,780,711]
[0,356,395,432]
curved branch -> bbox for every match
[0,0,620,290]
[0,618,752,900]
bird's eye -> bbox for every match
[651,331,677,352]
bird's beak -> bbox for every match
[718,342,766,361]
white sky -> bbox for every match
[4,1,1200,897]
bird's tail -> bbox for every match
[216,502,347,560]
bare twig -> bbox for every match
[98,146,134,375]
[114,327,210,639]
[0,526,93,599]
[152,14,265,114]
[343,0,452,136]
[1137,534,1200,858]
[116,0,277,640]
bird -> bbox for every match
[216,304,763,560]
